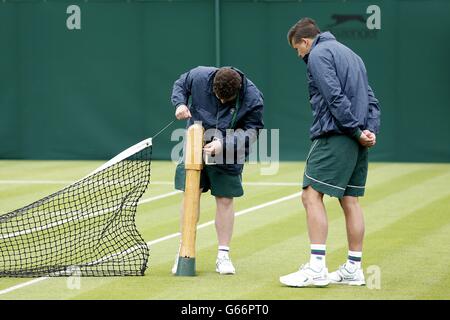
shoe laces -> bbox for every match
[217,256,232,264]
[299,263,309,270]
[299,263,321,274]
[341,263,357,274]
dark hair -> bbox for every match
[213,68,242,100]
[287,17,321,46]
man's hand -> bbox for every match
[175,104,192,120]
[203,139,223,156]
[363,130,376,146]
[358,130,376,147]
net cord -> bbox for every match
[80,138,152,182]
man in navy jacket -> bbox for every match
[171,66,264,275]
[280,18,381,287]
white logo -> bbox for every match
[367,5,381,30]
[66,266,81,290]
[366,265,381,289]
[66,5,81,30]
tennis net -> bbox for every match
[0,138,152,277]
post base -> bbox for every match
[175,257,196,276]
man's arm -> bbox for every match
[171,70,193,119]
[366,85,381,134]
[171,70,193,108]
[308,51,362,140]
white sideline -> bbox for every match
[0,191,302,297]
[0,180,74,185]
[0,180,298,187]
[0,277,49,295]
[0,191,182,240]
[138,191,182,204]
[148,191,301,246]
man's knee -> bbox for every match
[339,196,359,210]
[301,186,323,208]
[216,196,233,209]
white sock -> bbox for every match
[309,244,326,271]
[346,250,362,270]
[218,245,230,259]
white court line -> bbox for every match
[0,180,73,185]
[0,180,172,185]
[0,191,302,296]
[0,190,181,295]
[138,190,182,204]
[147,191,301,246]
[0,207,120,240]
[0,185,294,239]
[0,191,182,240]
[243,182,298,186]
[0,277,49,295]
[0,180,298,187]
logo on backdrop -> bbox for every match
[66,5,81,30]
[326,5,381,40]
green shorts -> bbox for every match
[174,163,244,198]
[303,134,368,198]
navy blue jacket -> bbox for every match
[171,66,264,174]
[305,32,381,140]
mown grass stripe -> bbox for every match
[362,195,450,300]
[0,192,301,297]
[361,166,448,204]
[236,194,450,300]
[103,171,450,299]
[0,162,449,300]
[159,172,450,300]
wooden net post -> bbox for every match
[176,122,204,276]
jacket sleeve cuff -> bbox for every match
[351,128,362,141]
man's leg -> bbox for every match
[215,196,234,247]
[339,196,364,271]
[206,166,243,275]
[339,196,364,252]
[279,186,330,287]
[214,196,236,274]
[302,186,328,244]
[327,196,366,285]
[302,186,329,272]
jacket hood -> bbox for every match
[303,32,336,64]
[311,31,336,50]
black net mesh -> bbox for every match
[0,141,152,277]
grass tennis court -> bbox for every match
[0,160,449,299]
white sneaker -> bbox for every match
[328,264,366,286]
[216,256,236,275]
[279,263,330,287]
